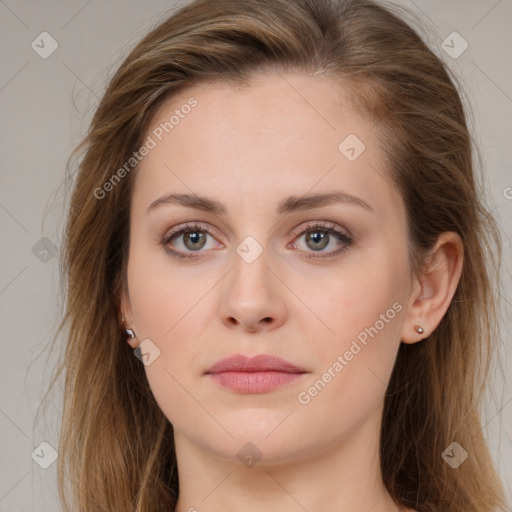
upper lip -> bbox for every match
[205,354,307,374]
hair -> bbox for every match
[45,0,506,510]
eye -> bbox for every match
[290,221,353,259]
[161,221,353,260]
[162,222,221,259]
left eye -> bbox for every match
[162,221,353,259]
[291,221,353,258]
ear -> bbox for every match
[119,283,139,349]
[401,231,464,344]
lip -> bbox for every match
[205,354,307,374]
[205,354,308,394]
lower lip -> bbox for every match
[208,371,305,393]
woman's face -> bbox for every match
[121,72,416,465]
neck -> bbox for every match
[173,408,401,512]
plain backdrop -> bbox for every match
[0,0,511,510]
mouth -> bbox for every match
[205,354,308,394]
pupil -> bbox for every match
[185,231,205,250]
[307,231,328,250]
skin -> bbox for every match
[120,71,463,512]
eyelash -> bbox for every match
[161,221,353,260]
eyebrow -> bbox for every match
[146,191,374,215]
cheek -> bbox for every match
[300,252,406,399]
[126,242,208,339]
[125,248,216,426]
[293,282,404,443]
[302,250,405,346]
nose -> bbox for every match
[219,249,287,333]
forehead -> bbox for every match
[133,72,401,221]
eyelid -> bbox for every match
[289,220,352,240]
[162,221,222,244]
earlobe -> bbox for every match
[401,231,464,344]
[124,325,139,349]
[119,288,138,348]
[121,315,139,349]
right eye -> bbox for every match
[162,222,222,259]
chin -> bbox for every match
[178,413,327,467]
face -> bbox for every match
[121,71,414,465]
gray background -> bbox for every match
[1,0,511,510]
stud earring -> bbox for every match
[121,318,136,339]
[414,324,424,334]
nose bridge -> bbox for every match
[229,239,274,304]
[219,236,286,330]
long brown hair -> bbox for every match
[45,0,506,510]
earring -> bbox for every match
[414,324,424,334]
[121,316,136,339]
